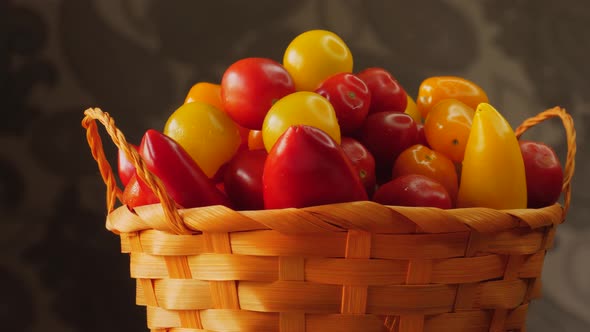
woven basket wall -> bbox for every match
[82,107,576,332]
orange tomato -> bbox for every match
[248,130,265,150]
[184,82,224,110]
[424,99,474,163]
[392,144,458,204]
[416,76,488,119]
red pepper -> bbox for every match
[121,174,159,208]
[117,143,138,186]
[124,129,231,209]
[263,125,368,209]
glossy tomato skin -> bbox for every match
[185,82,250,149]
[263,125,367,209]
[117,143,139,187]
[224,149,267,210]
[221,57,295,130]
[315,73,371,135]
[519,140,564,208]
[283,30,353,92]
[358,112,418,173]
[340,137,376,196]
[356,67,407,114]
[424,99,474,163]
[372,174,452,209]
[417,76,488,120]
[164,101,241,178]
[184,82,224,110]
[392,144,458,204]
[262,91,341,152]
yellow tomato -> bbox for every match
[164,101,241,177]
[184,82,224,110]
[404,94,422,123]
[283,30,353,91]
[262,91,341,152]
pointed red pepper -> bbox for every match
[117,144,139,186]
[263,125,368,209]
[121,173,159,208]
[123,129,231,209]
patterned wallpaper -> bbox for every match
[1,0,589,331]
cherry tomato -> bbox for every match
[404,94,422,124]
[340,137,376,196]
[519,140,564,208]
[221,57,295,130]
[392,144,458,204]
[356,67,407,114]
[416,76,488,119]
[164,101,241,178]
[283,30,353,91]
[248,130,265,150]
[262,91,341,152]
[224,149,267,210]
[358,112,418,173]
[424,99,474,163]
[373,174,452,209]
[184,82,223,110]
[315,72,371,135]
[184,82,250,148]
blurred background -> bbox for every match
[1,0,589,331]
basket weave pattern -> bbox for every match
[83,107,576,332]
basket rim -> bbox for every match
[106,199,564,235]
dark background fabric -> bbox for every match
[1,1,589,331]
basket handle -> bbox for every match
[81,108,190,234]
[515,106,576,217]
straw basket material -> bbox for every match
[82,107,576,332]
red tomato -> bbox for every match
[356,67,407,114]
[221,58,295,130]
[519,140,564,208]
[340,137,376,196]
[358,112,418,173]
[224,149,267,210]
[392,144,458,204]
[315,73,371,135]
[372,174,452,209]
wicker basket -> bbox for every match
[82,107,576,332]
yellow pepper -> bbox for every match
[457,103,527,209]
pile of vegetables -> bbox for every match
[118,30,564,211]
